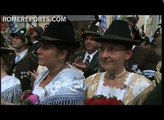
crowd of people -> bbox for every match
[1,15,162,105]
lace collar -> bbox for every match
[96,72,134,100]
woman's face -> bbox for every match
[37,42,67,68]
[99,43,132,72]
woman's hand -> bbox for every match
[28,70,38,87]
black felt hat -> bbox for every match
[82,23,102,38]
[34,26,43,37]
[10,27,31,45]
[95,20,141,45]
[40,18,79,48]
[10,27,27,39]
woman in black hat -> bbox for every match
[85,20,154,105]
[1,46,22,105]
[32,19,86,105]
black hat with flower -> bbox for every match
[33,26,43,37]
[10,27,26,40]
[10,27,30,44]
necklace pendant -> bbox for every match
[45,90,48,97]
[109,74,115,80]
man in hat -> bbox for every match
[8,27,38,91]
[70,22,102,78]
[126,17,160,81]
[1,36,22,105]
[143,33,162,104]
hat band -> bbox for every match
[41,35,62,41]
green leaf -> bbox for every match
[93,94,107,99]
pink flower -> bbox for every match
[21,90,39,105]
[26,94,39,105]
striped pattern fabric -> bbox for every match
[39,94,85,105]
[10,21,18,33]
[1,85,22,104]
[99,15,107,34]
[84,55,90,66]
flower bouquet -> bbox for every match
[86,95,124,105]
[21,90,39,105]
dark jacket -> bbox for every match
[143,81,162,105]
[127,46,160,72]
[69,51,100,78]
[8,50,38,91]
[29,41,41,53]
[28,41,41,58]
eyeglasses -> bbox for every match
[99,46,126,54]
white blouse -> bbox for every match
[32,64,86,102]
[96,72,134,101]
[1,75,21,93]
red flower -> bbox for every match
[27,27,34,36]
[86,95,124,105]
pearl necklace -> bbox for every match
[106,68,126,80]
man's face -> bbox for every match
[84,34,99,53]
[11,36,25,49]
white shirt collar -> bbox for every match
[83,50,98,63]
[132,45,136,50]
[33,41,38,44]
[17,49,28,60]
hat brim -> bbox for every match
[1,47,15,54]
[82,31,102,38]
[10,33,23,39]
[10,33,18,38]
[40,35,80,49]
[145,42,156,46]
[95,34,141,45]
